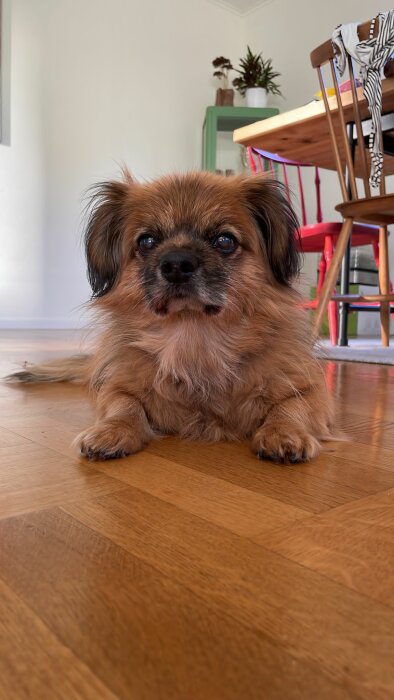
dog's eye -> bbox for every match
[212,233,238,254]
[137,234,157,254]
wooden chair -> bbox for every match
[310,17,394,346]
[248,146,383,345]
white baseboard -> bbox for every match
[0,318,91,330]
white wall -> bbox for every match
[0,0,47,327]
[0,0,244,327]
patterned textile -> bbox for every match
[332,11,394,188]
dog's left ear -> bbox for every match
[241,176,301,285]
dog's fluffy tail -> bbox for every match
[5,354,91,385]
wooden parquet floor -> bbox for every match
[1,330,394,700]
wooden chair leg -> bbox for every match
[378,226,390,347]
[314,218,353,336]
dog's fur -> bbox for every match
[8,171,334,462]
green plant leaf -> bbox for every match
[232,47,282,96]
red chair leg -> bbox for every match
[317,252,326,296]
[373,238,394,314]
[323,236,338,345]
[372,240,380,269]
[328,300,338,346]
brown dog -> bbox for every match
[9,170,334,462]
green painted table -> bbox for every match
[202,106,279,172]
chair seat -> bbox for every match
[298,221,379,253]
[336,194,394,226]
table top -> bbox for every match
[233,79,394,176]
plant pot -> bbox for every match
[215,88,234,106]
[245,87,267,108]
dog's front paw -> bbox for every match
[75,419,151,461]
[252,424,320,464]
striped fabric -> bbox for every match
[332,11,394,188]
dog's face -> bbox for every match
[85,171,300,321]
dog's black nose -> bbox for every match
[159,250,200,284]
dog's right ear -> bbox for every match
[85,175,133,298]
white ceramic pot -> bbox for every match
[245,87,267,108]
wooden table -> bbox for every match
[233,79,394,176]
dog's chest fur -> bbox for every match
[134,319,242,391]
[131,319,268,440]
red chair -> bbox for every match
[248,147,383,345]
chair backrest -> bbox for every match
[248,147,322,227]
[310,16,393,203]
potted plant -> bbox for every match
[212,56,234,106]
[233,46,282,107]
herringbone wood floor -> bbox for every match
[1,331,394,700]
